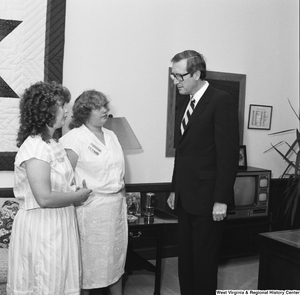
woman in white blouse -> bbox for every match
[7,81,92,295]
[61,90,127,295]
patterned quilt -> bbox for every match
[0,0,66,170]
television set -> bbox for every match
[227,166,271,219]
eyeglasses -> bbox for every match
[170,72,190,82]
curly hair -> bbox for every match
[16,81,71,147]
[69,90,110,129]
[171,50,207,80]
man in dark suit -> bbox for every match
[167,50,239,295]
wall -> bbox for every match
[0,0,299,187]
[62,0,299,184]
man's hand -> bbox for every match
[167,192,175,210]
[212,202,227,221]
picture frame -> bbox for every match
[125,192,141,216]
[166,69,246,157]
[247,104,273,130]
[238,145,247,169]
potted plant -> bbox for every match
[265,99,300,228]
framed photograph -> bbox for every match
[239,145,247,169]
[248,104,273,130]
[125,192,141,216]
[166,69,246,157]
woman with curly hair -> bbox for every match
[7,81,92,295]
[61,90,127,295]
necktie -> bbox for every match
[181,98,195,135]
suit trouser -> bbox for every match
[177,199,226,295]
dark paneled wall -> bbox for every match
[0,178,295,259]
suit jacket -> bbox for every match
[171,84,239,216]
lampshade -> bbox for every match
[104,117,142,150]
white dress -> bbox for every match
[61,125,128,289]
[7,136,81,295]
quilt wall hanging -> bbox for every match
[0,0,66,170]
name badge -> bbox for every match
[88,145,100,155]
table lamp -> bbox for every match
[104,116,142,150]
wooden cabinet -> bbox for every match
[258,229,300,289]
[126,183,273,259]
[220,217,270,258]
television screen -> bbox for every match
[233,176,256,206]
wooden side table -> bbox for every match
[125,209,178,295]
[258,229,300,290]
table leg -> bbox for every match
[153,226,163,295]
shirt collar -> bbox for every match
[191,81,209,106]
